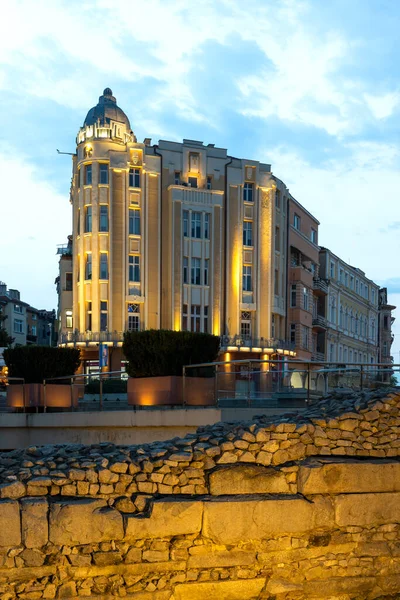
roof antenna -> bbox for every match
[57,149,76,156]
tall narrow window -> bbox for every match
[241,311,251,338]
[290,284,297,307]
[183,210,189,237]
[188,176,198,188]
[85,164,92,185]
[290,324,296,343]
[99,253,108,279]
[242,266,252,291]
[275,226,280,251]
[129,209,141,235]
[243,221,253,246]
[99,205,108,232]
[100,300,108,331]
[203,306,209,332]
[129,255,140,282]
[191,305,201,332]
[127,303,140,331]
[129,168,140,188]
[243,182,254,202]
[65,272,73,291]
[85,206,92,233]
[183,257,188,284]
[303,287,309,311]
[204,259,209,285]
[85,254,92,280]
[206,176,212,190]
[311,228,317,243]
[191,212,201,238]
[99,164,108,184]
[275,189,280,209]
[293,214,301,230]
[204,213,210,239]
[174,171,181,185]
[182,303,188,330]
[66,310,73,329]
[191,258,201,285]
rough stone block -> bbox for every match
[203,496,334,545]
[0,500,21,547]
[335,492,400,527]
[298,459,400,495]
[304,576,375,596]
[49,498,124,545]
[0,481,26,499]
[125,500,203,539]
[21,498,48,548]
[209,465,290,495]
[174,579,266,600]
[188,549,256,569]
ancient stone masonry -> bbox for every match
[1,388,400,598]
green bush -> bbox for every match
[85,378,127,394]
[123,329,220,378]
[4,346,81,384]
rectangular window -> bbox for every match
[183,257,188,284]
[243,182,253,202]
[290,284,297,307]
[127,304,140,332]
[191,305,201,332]
[339,268,344,283]
[191,258,201,285]
[275,226,280,251]
[14,319,23,333]
[350,275,354,289]
[85,206,92,233]
[206,176,212,190]
[383,341,388,357]
[329,343,335,362]
[129,209,141,235]
[99,301,108,332]
[182,303,188,331]
[303,287,309,311]
[275,189,280,209]
[31,313,36,321]
[204,306,209,332]
[85,254,92,280]
[99,253,108,279]
[243,221,253,246]
[129,255,140,282]
[204,213,210,239]
[174,171,181,185]
[345,272,348,287]
[355,280,359,294]
[129,168,140,188]
[99,164,108,185]
[302,326,309,350]
[274,269,279,294]
[293,214,301,230]
[65,272,73,291]
[66,310,73,329]
[188,176,198,188]
[85,164,92,185]
[183,210,189,237]
[242,265,252,292]
[372,289,375,304]
[204,259,209,286]
[191,212,201,238]
[14,304,22,313]
[384,315,389,329]
[241,311,251,338]
[330,261,335,278]
[290,324,296,344]
[311,228,317,243]
[99,205,109,232]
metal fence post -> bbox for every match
[43,380,47,413]
[307,363,311,403]
[70,377,74,411]
[99,374,103,411]
[360,364,364,391]
[214,363,218,407]
[22,380,26,413]
[247,361,251,407]
[182,366,186,407]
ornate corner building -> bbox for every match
[56,89,396,372]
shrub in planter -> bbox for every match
[4,346,81,384]
[123,329,220,378]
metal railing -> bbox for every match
[59,331,124,344]
[220,336,295,351]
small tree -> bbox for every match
[0,306,13,347]
[3,346,81,384]
[123,329,220,378]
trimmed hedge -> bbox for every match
[85,379,127,394]
[123,329,220,378]
[4,346,81,384]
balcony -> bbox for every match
[56,244,72,257]
[312,315,327,330]
[221,336,295,355]
[313,277,329,295]
[311,351,325,362]
[59,331,124,346]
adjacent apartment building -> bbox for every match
[56,88,396,371]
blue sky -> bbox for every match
[1,0,399,360]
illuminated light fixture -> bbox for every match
[113,168,122,173]
[290,351,297,357]
[148,173,158,177]
[227,346,238,352]
[277,349,284,354]
[252,347,262,352]
[263,348,274,354]
[284,350,290,356]
[240,347,250,352]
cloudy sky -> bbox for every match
[1,0,399,360]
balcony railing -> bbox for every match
[221,336,295,352]
[313,277,329,294]
[311,351,325,362]
[56,244,72,256]
[60,331,124,344]
[312,315,327,329]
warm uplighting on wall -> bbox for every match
[227,346,238,352]
[263,348,274,354]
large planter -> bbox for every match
[127,376,215,407]
[7,383,84,409]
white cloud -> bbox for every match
[364,91,400,120]
[0,147,70,309]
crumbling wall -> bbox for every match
[0,389,400,599]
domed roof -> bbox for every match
[83,88,131,130]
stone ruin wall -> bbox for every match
[1,388,400,599]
